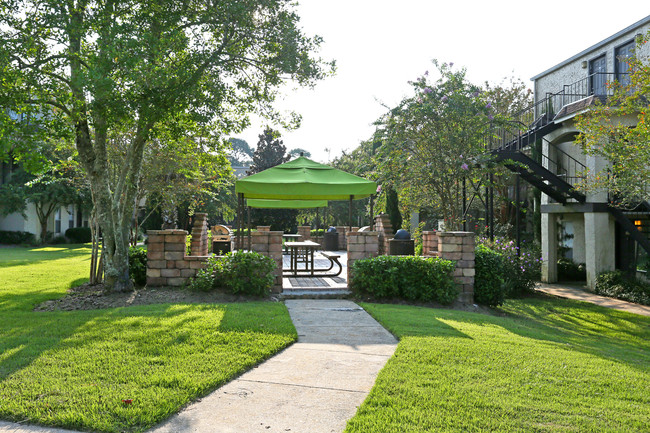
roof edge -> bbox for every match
[531,15,650,81]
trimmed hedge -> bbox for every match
[595,271,650,306]
[351,255,457,304]
[0,230,36,245]
[65,227,92,243]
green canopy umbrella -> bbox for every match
[234,156,377,250]
[235,156,376,200]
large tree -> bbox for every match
[248,127,290,174]
[0,0,331,291]
[376,61,493,229]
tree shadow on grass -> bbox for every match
[373,295,650,373]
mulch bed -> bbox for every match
[34,282,276,312]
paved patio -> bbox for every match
[282,250,348,291]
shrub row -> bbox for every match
[0,230,36,245]
[187,251,275,296]
[595,271,650,306]
[65,227,92,243]
[350,255,457,304]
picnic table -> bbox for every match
[285,240,320,276]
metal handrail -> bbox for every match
[490,72,627,151]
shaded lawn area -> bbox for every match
[348,299,650,432]
[0,245,296,432]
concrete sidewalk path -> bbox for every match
[536,283,650,316]
[149,299,398,433]
[0,300,398,433]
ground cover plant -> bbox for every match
[595,270,650,305]
[347,298,650,432]
[0,245,296,432]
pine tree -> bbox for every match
[248,127,289,174]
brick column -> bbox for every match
[297,226,311,241]
[422,231,439,257]
[251,229,283,293]
[335,226,349,250]
[374,214,393,255]
[346,231,379,284]
[190,213,208,256]
[438,231,475,303]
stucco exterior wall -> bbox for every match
[534,21,650,101]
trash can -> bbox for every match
[323,227,339,251]
[389,229,415,255]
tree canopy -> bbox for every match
[0,0,332,290]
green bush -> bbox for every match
[310,229,325,237]
[558,258,586,281]
[187,251,275,296]
[0,230,36,245]
[595,271,650,306]
[50,235,68,244]
[351,255,457,304]
[129,246,147,286]
[477,237,541,296]
[474,244,506,307]
[65,227,91,243]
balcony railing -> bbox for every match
[488,73,626,151]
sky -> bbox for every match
[235,1,650,163]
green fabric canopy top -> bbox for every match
[235,156,377,201]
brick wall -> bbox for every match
[146,229,209,287]
[346,231,379,284]
[190,213,208,256]
[374,214,393,255]
[437,232,475,303]
[422,231,439,257]
[250,228,283,292]
[297,226,311,241]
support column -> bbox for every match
[190,213,208,256]
[541,213,558,283]
[584,212,615,288]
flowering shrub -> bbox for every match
[477,236,541,296]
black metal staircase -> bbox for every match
[488,72,650,260]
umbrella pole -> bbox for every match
[247,205,251,252]
[370,195,374,230]
[349,195,353,231]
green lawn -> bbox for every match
[0,245,297,432]
[348,299,650,432]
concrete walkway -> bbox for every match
[0,300,397,433]
[150,299,397,433]
[536,283,650,316]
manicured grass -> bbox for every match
[0,245,297,432]
[348,299,650,432]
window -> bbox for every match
[55,208,61,234]
[589,55,607,96]
[615,40,634,87]
[68,205,75,229]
